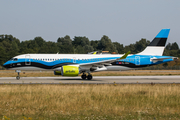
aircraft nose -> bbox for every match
[3,63,7,68]
[2,61,10,69]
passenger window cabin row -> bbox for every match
[11,58,135,62]
[33,58,112,61]
[32,58,135,62]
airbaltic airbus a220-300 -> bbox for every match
[3,29,177,80]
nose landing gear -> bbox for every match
[15,70,21,80]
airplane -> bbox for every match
[3,29,177,80]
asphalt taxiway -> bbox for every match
[0,76,180,84]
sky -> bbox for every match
[1,0,180,46]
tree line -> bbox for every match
[0,34,179,66]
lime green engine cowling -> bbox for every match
[54,71,61,75]
[61,66,79,76]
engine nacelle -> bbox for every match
[54,71,61,75]
[61,66,79,76]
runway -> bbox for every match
[0,76,180,84]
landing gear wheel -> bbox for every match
[16,71,21,80]
[16,76,20,80]
[81,74,87,80]
[87,75,93,80]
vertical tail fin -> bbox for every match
[137,29,170,56]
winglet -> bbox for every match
[93,52,97,54]
[119,51,131,59]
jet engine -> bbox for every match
[54,71,61,75]
[61,66,79,76]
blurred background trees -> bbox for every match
[0,34,179,68]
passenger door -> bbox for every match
[73,57,76,63]
[25,55,31,65]
[135,56,140,65]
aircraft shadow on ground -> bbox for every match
[53,78,101,81]
[140,78,161,80]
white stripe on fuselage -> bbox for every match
[15,54,125,60]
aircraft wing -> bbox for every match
[79,51,131,67]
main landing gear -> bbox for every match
[15,70,21,80]
[81,73,93,80]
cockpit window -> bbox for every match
[14,58,18,61]
[10,58,18,61]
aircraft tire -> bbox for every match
[81,74,87,80]
[16,76,20,80]
[87,75,92,80]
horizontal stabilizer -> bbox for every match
[151,58,170,62]
[151,57,178,63]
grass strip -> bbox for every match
[0,84,180,119]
